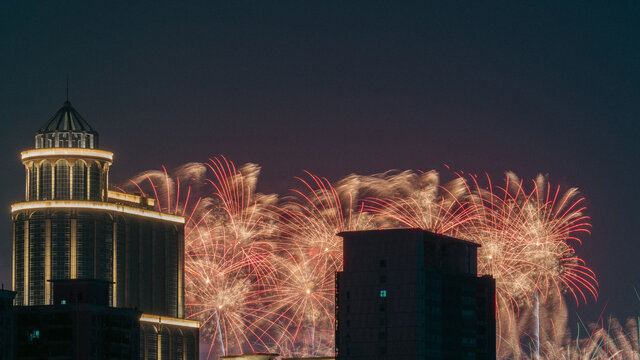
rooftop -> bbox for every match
[39,101,96,134]
[338,228,480,248]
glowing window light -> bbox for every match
[139,314,200,328]
[22,148,114,162]
[11,201,185,224]
[380,290,387,297]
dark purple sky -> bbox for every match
[1,1,639,324]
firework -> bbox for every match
[125,162,209,218]
[574,316,640,360]
[267,172,373,356]
[459,171,598,357]
[465,172,597,306]
[185,157,280,359]
[511,310,640,359]
[126,159,598,360]
[361,169,473,235]
[128,157,281,359]
[361,169,597,357]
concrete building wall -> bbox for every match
[336,229,495,360]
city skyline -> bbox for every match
[1,0,639,351]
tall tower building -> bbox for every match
[11,100,199,358]
[336,229,495,360]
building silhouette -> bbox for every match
[0,288,17,359]
[10,100,199,359]
[220,354,279,360]
[335,228,496,360]
[13,279,140,359]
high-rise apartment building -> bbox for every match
[13,279,140,359]
[10,100,199,359]
[336,228,495,360]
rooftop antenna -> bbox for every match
[66,77,69,102]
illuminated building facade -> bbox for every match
[11,100,198,359]
[336,229,496,360]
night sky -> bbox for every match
[1,1,639,327]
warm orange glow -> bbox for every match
[107,190,142,203]
[107,191,156,209]
[11,201,185,224]
[21,148,114,162]
[139,314,200,328]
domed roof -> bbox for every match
[38,100,96,134]
[35,101,99,149]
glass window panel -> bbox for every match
[172,331,183,359]
[89,163,101,200]
[51,213,71,280]
[39,161,52,200]
[139,222,153,312]
[14,215,25,305]
[184,333,195,360]
[29,213,46,305]
[166,225,178,317]
[76,212,95,279]
[116,217,126,307]
[72,161,86,200]
[145,331,157,359]
[152,222,166,315]
[29,164,38,201]
[161,329,170,359]
[94,214,113,304]
[128,220,139,308]
[55,160,70,200]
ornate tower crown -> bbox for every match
[22,101,111,202]
[35,100,99,149]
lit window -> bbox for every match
[380,290,387,297]
[61,300,66,304]
[29,330,40,342]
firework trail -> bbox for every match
[467,172,597,305]
[126,159,598,359]
[462,171,597,357]
[125,162,209,218]
[359,169,473,235]
[185,157,281,359]
[575,316,640,360]
[513,310,640,359]
[360,169,597,356]
[267,172,374,356]
[128,157,282,359]
[497,291,570,360]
